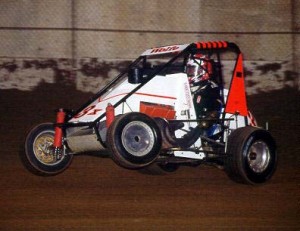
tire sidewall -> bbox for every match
[109,113,162,166]
[241,129,277,184]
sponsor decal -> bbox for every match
[184,82,192,108]
[150,45,180,54]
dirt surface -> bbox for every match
[0,83,299,231]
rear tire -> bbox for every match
[23,123,73,176]
[107,113,162,169]
[225,126,277,185]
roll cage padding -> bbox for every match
[194,41,228,50]
[190,41,240,53]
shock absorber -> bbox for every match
[53,108,66,159]
[106,103,115,128]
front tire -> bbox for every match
[107,112,162,169]
[225,126,277,185]
[23,123,73,176]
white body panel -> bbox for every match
[70,73,248,160]
[70,73,196,123]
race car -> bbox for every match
[23,41,277,185]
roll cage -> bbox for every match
[61,41,249,145]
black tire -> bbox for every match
[225,126,277,185]
[23,123,73,176]
[107,112,162,169]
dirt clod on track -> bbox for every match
[0,83,299,230]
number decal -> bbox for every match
[74,105,102,118]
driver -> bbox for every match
[186,54,222,129]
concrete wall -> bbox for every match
[0,0,72,58]
[0,0,299,93]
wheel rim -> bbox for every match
[247,140,271,173]
[121,121,155,157]
[33,131,64,166]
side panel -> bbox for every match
[69,73,194,123]
[224,53,248,116]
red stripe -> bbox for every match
[135,92,177,99]
[99,92,177,102]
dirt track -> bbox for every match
[0,83,299,231]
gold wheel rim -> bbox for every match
[33,134,58,164]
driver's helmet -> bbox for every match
[187,54,212,84]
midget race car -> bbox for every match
[23,41,277,185]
